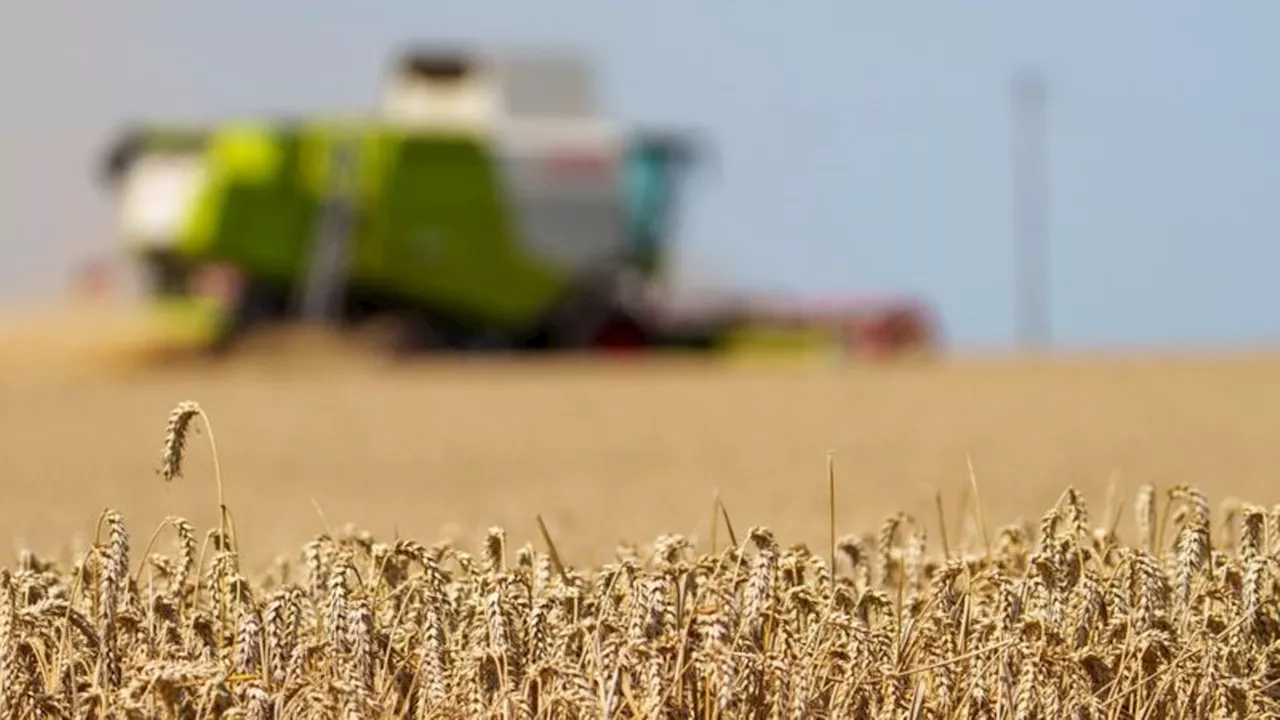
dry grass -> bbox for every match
[1,399,1280,717]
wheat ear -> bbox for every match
[158,401,234,556]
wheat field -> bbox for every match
[3,340,1280,716]
[3,346,1280,572]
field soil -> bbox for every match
[3,307,1280,573]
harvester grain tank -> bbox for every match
[98,45,940,359]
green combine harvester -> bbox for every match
[98,46,938,359]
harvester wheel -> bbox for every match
[593,312,650,352]
[208,280,290,355]
[387,310,512,355]
[537,274,625,351]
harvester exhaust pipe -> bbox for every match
[296,138,361,324]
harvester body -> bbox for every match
[99,46,938,358]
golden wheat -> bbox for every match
[0,401,1277,718]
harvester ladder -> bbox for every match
[297,136,361,323]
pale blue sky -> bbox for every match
[2,2,1278,351]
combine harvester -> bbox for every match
[97,45,940,361]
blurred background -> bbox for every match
[2,1,1277,353]
[1,3,1279,569]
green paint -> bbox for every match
[364,131,564,327]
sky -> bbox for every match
[1,2,1278,352]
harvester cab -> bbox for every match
[379,49,504,131]
[99,45,705,355]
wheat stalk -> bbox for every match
[158,400,235,558]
